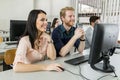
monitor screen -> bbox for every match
[10,20,26,41]
[46,22,51,34]
[89,23,119,72]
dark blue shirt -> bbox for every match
[52,24,80,57]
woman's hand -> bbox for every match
[38,37,48,56]
[45,63,63,72]
[41,33,51,42]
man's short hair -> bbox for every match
[89,16,100,25]
[60,7,74,18]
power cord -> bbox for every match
[64,65,118,80]
[97,74,115,80]
[64,68,80,76]
[78,65,90,80]
[97,65,118,80]
[64,66,90,80]
[110,65,118,77]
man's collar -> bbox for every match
[60,24,66,32]
[60,24,74,33]
[90,25,94,30]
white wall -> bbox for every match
[0,0,76,30]
[0,0,33,30]
[34,0,72,22]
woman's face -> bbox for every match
[56,19,59,25]
[36,13,48,32]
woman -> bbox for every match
[51,18,59,29]
[13,10,62,72]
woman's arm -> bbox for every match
[42,33,56,60]
[47,41,56,60]
[13,62,62,72]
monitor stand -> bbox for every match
[91,54,114,73]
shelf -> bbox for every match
[78,13,101,17]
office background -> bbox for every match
[0,0,120,79]
[0,0,76,30]
[1,0,120,38]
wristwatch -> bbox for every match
[80,39,85,41]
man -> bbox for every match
[85,16,100,49]
[52,7,85,57]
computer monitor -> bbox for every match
[89,23,119,73]
[10,20,26,41]
[46,22,51,34]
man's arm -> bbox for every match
[60,28,85,57]
[77,36,85,53]
[52,29,64,57]
[60,35,79,57]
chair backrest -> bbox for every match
[0,55,4,61]
[4,48,16,65]
[0,37,3,43]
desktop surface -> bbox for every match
[0,49,120,80]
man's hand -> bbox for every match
[74,28,85,39]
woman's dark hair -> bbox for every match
[22,9,46,48]
[51,18,58,28]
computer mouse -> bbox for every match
[57,66,65,71]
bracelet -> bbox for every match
[80,39,85,41]
[47,40,53,44]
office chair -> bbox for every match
[0,55,4,65]
[3,48,16,71]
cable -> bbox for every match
[78,65,90,80]
[65,68,80,76]
[110,65,118,77]
[65,68,87,80]
[97,74,115,80]
[65,66,90,80]
[65,65,118,80]
[97,66,118,80]
[78,66,85,80]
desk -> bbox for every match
[0,41,17,53]
[0,41,17,60]
[0,49,120,80]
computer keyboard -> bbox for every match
[5,41,17,45]
[64,54,89,65]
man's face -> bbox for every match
[62,10,75,27]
